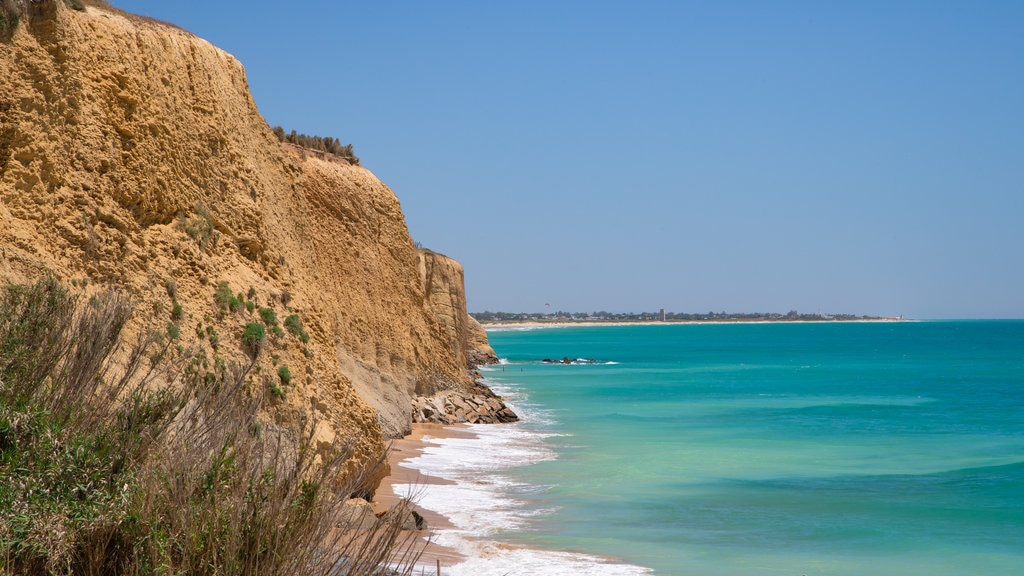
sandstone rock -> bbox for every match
[377,507,428,531]
[411,384,518,425]
[419,250,500,369]
[338,498,377,530]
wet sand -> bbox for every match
[373,423,475,574]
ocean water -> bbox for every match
[394,322,1024,575]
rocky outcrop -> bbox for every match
[0,2,504,490]
[411,382,518,425]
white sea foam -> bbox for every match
[398,381,652,575]
[437,532,653,576]
[477,359,511,372]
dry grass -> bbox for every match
[0,277,425,575]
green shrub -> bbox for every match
[170,299,183,321]
[166,322,180,340]
[214,281,242,313]
[284,313,310,343]
[268,379,286,398]
[259,307,278,327]
[206,325,219,350]
[277,365,292,385]
[241,322,265,354]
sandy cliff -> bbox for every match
[419,249,499,369]
[0,1,509,486]
[413,251,514,424]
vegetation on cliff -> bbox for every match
[272,126,359,164]
[0,278,424,575]
[1,0,110,34]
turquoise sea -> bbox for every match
[396,322,1024,575]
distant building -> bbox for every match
[660,308,666,322]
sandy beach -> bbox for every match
[373,423,472,574]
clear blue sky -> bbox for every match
[112,1,1024,318]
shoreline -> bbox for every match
[372,410,656,576]
[373,423,471,573]
[481,317,906,330]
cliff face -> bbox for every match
[0,2,501,481]
[412,250,514,425]
[419,249,499,369]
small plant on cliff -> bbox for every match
[170,299,183,321]
[259,306,278,327]
[277,365,292,386]
[206,325,220,350]
[284,313,311,344]
[267,378,286,398]
[214,281,242,313]
[179,204,215,249]
[241,322,265,355]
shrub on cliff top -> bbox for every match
[1,1,113,36]
[271,126,360,164]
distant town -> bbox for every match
[471,310,896,324]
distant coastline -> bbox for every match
[474,311,904,329]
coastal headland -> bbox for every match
[0,1,512,571]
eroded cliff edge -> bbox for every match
[419,249,499,370]
[413,250,515,425]
[0,2,512,486]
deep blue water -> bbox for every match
[465,322,1024,575]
